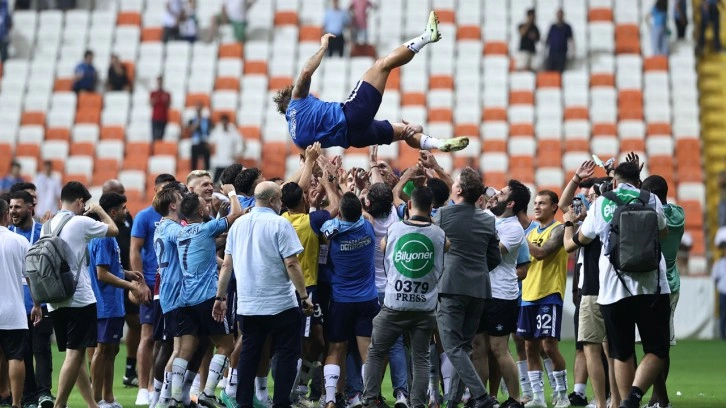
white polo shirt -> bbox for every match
[489,215,524,300]
[579,184,670,305]
[0,226,31,330]
[225,207,304,316]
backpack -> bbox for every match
[603,190,661,274]
[25,214,85,304]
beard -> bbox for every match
[490,200,508,217]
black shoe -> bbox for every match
[470,395,496,408]
[0,396,12,407]
[499,398,523,408]
[123,374,139,387]
[568,392,588,406]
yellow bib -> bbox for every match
[523,221,568,302]
[282,212,319,287]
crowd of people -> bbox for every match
[0,143,685,408]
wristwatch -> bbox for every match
[564,221,575,228]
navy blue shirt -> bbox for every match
[546,23,573,53]
[324,218,378,303]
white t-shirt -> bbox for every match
[224,0,246,22]
[489,215,524,300]
[33,173,62,215]
[0,226,31,330]
[44,211,109,311]
[163,0,184,27]
[373,206,400,293]
[579,184,670,305]
[210,126,243,168]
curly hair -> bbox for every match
[273,85,294,115]
[366,182,394,219]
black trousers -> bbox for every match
[327,34,345,57]
[675,18,687,39]
[236,308,302,408]
[191,142,211,171]
[22,307,54,403]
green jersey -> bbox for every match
[661,204,685,293]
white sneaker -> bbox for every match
[111,400,124,408]
[346,393,362,408]
[585,404,596,408]
[524,400,547,408]
[461,388,471,404]
[394,391,408,408]
[99,400,111,408]
[555,397,571,408]
[136,389,151,406]
[425,11,442,42]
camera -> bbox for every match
[572,197,582,216]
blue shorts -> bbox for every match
[139,283,155,325]
[342,81,394,148]
[326,298,380,343]
[97,317,125,344]
[516,303,563,340]
[301,286,324,338]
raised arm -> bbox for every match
[292,34,335,100]
[85,203,119,237]
[528,224,565,260]
[320,168,342,217]
[419,150,454,190]
[223,187,244,225]
[559,160,595,213]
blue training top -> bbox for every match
[154,218,184,313]
[286,95,349,149]
[177,218,228,307]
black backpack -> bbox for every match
[603,190,661,274]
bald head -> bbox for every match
[103,179,125,195]
[254,181,282,213]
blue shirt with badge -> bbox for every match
[10,222,44,314]
[286,95,349,149]
[87,237,126,319]
[154,218,184,313]
[177,218,228,307]
[322,216,378,302]
[131,205,162,285]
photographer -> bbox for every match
[563,162,669,408]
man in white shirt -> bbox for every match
[45,182,119,408]
[564,162,670,408]
[0,198,41,408]
[474,180,530,408]
[33,160,61,218]
[213,181,313,408]
[208,0,256,42]
[210,114,244,184]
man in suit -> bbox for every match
[434,167,502,408]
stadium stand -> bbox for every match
[0,0,707,271]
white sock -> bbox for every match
[323,364,341,404]
[440,352,453,397]
[225,368,238,397]
[361,363,366,383]
[150,378,163,408]
[517,361,532,397]
[160,372,173,404]
[405,30,434,53]
[171,358,188,403]
[574,382,586,398]
[420,135,442,150]
[182,370,198,405]
[255,376,269,401]
[204,354,229,396]
[528,371,545,403]
[554,370,568,400]
[543,358,556,390]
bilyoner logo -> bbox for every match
[393,233,435,279]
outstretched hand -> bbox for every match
[401,119,423,140]
[625,151,645,172]
[575,160,596,181]
[321,33,336,49]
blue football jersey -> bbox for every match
[177,218,228,307]
[131,205,162,285]
[154,218,184,313]
[87,237,125,319]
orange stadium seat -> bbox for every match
[483,108,507,121]
[386,68,400,90]
[615,24,640,54]
[124,155,148,172]
[675,139,701,163]
[153,141,178,156]
[75,108,101,125]
[212,110,236,124]
[689,229,705,256]
[510,91,534,105]
[588,8,613,22]
[15,144,40,160]
[269,76,293,91]
[593,123,617,136]
[126,141,151,157]
[70,142,95,156]
[537,72,561,88]
[244,61,268,75]
[434,10,455,24]
[93,168,117,186]
[239,126,260,140]
[591,74,615,87]
[402,92,426,106]
[46,128,70,141]
[510,124,534,137]
[483,42,508,55]
[647,122,672,135]
[169,109,181,125]
[457,25,481,40]
[117,11,141,26]
[219,43,243,59]
[185,93,210,108]
[620,138,645,152]
[78,92,102,110]
[681,200,704,229]
[54,78,73,92]
[21,112,45,126]
[428,108,452,123]
[261,142,288,177]
[677,164,704,183]
[454,124,479,137]
[644,56,668,71]
[141,27,162,42]
[299,26,323,42]
[396,147,420,170]
[537,140,562,167]
[429,75,454,90]
[101,126,124,140]
[274,11,298,26]
[564,107,589,120]
[123,62,135,83]
[215,77,240,91]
